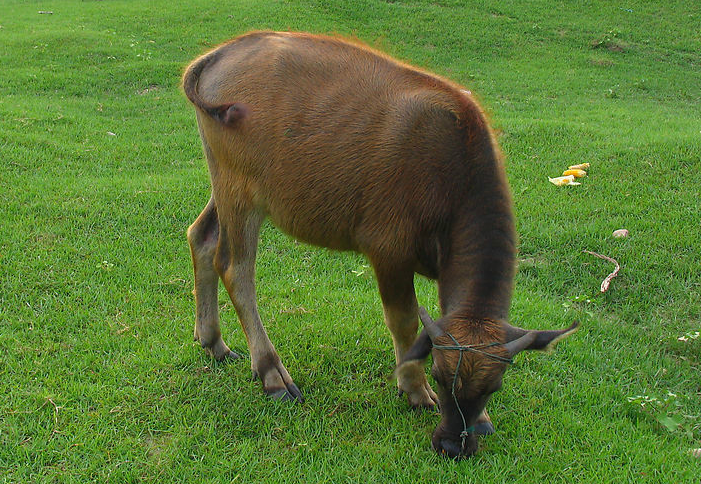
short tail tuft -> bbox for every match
[214,103,250,126]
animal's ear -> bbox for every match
[502,321,579,357]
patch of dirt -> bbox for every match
[590,57,614,67]
[143,432,173,461]
[591,30,628,52]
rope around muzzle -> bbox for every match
[432,332,513,455]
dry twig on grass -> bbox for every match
[584,250,620,293]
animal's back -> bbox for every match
[186,32,494,258]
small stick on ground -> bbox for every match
[46,397,62,425]
[584,250,620,293]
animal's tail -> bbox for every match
[182,50,248,126]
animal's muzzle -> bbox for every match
[432,429,479,460]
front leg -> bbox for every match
[475,409,495,435]
[373,261,438,408]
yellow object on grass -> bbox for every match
[548,175,581,186]
[562,169,587,178]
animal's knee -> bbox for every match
[188,204,219,252]
[383,304,419,333]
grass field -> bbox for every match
[1,0,700,482]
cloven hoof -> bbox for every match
[266,384,304,403]
[474,421,495,436]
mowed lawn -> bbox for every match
[1,0,699,482]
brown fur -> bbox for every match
[432,319,507,396]
[183,30,515,291]
[182,31,518,455]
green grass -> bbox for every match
[1,0,700,482]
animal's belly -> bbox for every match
[265,198,360,252]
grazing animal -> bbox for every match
[182,31,577,459]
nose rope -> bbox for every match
[432,332,513,454]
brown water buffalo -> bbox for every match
[182,31,577,459]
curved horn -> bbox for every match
[503,321,580,357]
[502,332,538,357]
[418,306,445,341]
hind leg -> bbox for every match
[213,200,303,402]
[187,196,240,361]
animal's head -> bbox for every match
[401,307,578,460]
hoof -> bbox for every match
[196,335,239,362]
[252,357,302,403]
[474,421,495,436]
[266,383,304,403]
[395,360,438,408]
[409,399,437,411]
[219,350,242,361]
